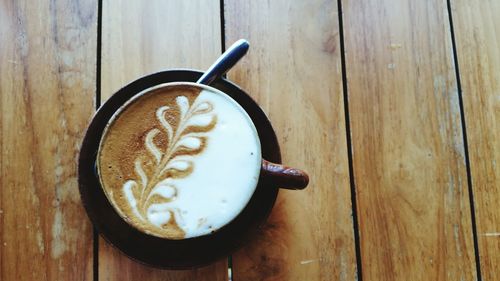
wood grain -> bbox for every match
[451,0,500,279]
[99,0,227,280]
[343,0,477,280]
[0,0,96,280]
[225,0,357,280]
[101,0,221,99]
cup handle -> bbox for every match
[261,159,309,190]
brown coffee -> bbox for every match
[97,83,261,239]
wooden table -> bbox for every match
[1,0,499,280]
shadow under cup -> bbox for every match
[78,69,281,269]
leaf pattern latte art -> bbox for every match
[123,95,217,231]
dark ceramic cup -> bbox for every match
[78,69,308,269]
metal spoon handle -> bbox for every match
[197,39,250,85]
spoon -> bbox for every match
[197,39,250,85]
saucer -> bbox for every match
[78,69,280,269]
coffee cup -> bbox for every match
[79,69,308,268]
[97,81,308,240]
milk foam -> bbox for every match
[123,88,261,238]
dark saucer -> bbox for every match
[78,69,280,269]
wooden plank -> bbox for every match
[342,0,477,280]
[451,0,500,279]
[0,0,96,280]
[225,0,357,280]
[99,0,227,280]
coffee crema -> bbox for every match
[97,83,261,239]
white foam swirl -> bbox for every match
[134,159,147,189]
[176,96,189,120]
[156,106,173,144]
[123,181,144,220]
[145,129,162,163]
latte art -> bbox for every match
[123,95,216,237]
[98,83,261,239]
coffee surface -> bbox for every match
[98,84,261,239]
